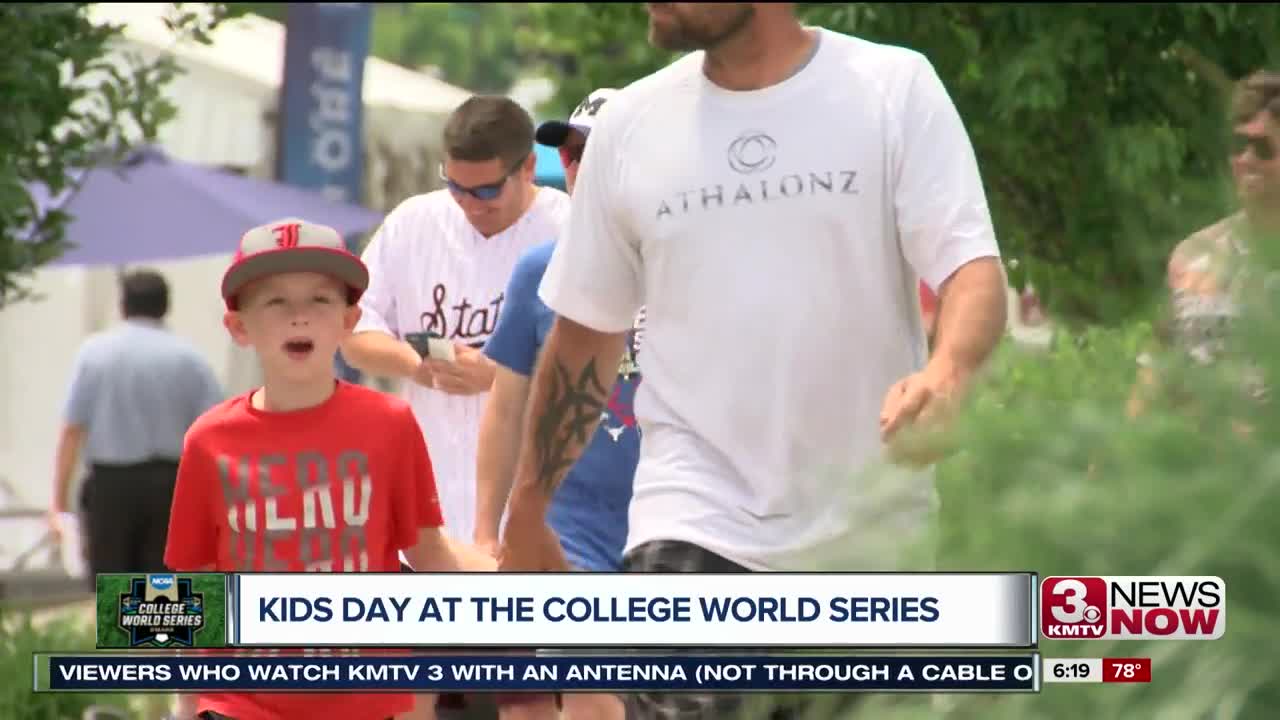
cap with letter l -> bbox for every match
[220,217,369,310]
[535,88,619,147]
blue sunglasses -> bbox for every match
[439,155,528,201]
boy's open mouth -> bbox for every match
[284,338,315,359]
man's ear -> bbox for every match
[520,151,537,179]
[224,311,252,348]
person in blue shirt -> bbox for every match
[473,88,635,720]
[49,269,223,589]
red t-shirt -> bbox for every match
[165,381,443,720]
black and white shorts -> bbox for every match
[621,541,866,720]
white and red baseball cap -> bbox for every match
[221,218,369,310]
[535,88,618,147]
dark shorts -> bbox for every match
[622,540,760,720]
[621,540,863,720]
[81,460,179,592]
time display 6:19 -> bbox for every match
[1043,658,1102,683]
[1053,662,1091,680]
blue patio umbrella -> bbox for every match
[31,146,386,267]
[533,143,565,190]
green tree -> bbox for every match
[520,3,675,118]
[373,3,528,93]
[0,2,238,307]
[522,3,1280,325]
[246,3,529,93]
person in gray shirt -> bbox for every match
[48,269,223,588]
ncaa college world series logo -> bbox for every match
[118,574,206,647]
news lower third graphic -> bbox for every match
[33,654,1043,694]
[229,572,1039,647]
[96,573,227,649]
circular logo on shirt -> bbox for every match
[727,131,777,174]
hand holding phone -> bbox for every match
[405,332,456,363]
[409,337,493,396]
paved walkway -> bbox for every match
[24,596,95,630]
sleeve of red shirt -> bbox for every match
[393,406,444,551]
[164,427,220,571]
[919,281,937,313]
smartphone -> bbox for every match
[405,331,456,362]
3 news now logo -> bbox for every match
[1041,576,1226,640]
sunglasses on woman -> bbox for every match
[1232,133,1276,162]
[439,155,527,201]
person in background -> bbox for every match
[474,88,633,720]
[1128,69,1280,420]
[498,3,1007,718]
[49,269,222,589]
[340,94,570,720]
[341,95,571,548]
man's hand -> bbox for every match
[879,365,966,466]
[50,423,84,544]
[446,538,499,571]
[408,358,436,389]
[426,344,495,396]
[882,258,1006,465]
[498,502,569,572]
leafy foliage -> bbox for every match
[244,3,533,93]
[519,3,1280,325]
[373,3,530,93]
[519,3,677,118]
[0,607,126,719]
[787,313,1277,719]
[0,2,236,308]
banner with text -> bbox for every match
[230,573,1037,648]
[36,654,1043,694]
[277,2,372,383]
[277,2,372,205]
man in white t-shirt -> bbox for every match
[341,95,570,548]
[499,4,1007,718]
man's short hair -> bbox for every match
[1232,69,1280,124]
[120,269,169,319]
[443,95,535,168]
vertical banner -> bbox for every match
[277,2,372,203]
[278,2,373,382]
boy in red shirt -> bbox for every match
[166,218,482,720]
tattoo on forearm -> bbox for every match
[533,358,609,494]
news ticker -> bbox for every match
[32,654,1150,693]
[94,572,1224,651]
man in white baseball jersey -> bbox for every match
[341,95,570,548]
[499,4,1008,719]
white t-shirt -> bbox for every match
[357,187,571,544]
[539,29,1000,571]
